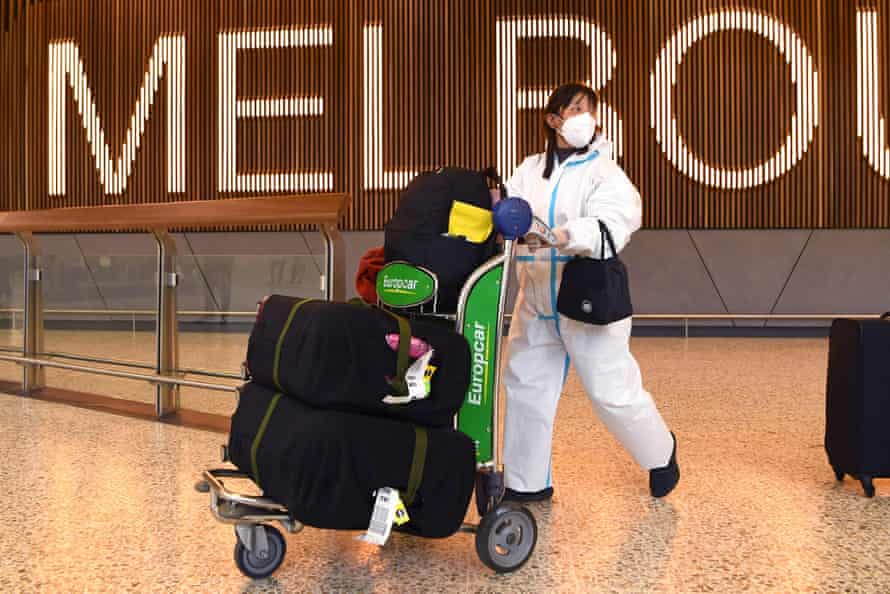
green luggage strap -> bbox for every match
[346,297,413,397]
[380,309,412,397]
[272,296,414,395]
[272,297,314,392]
[250,397,428,503]
[250,392,283,488]
[403,426,428,506]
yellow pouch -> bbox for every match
[447,201,493,244]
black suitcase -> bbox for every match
[228,382,477,537]
[245,295,470,428]
[825,315,890,497]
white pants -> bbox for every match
[502,290,674,492]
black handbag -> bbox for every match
[556,221,633,325]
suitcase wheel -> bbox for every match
[860,476,876,498]
[234,524,287,579]
[475,503,537,573]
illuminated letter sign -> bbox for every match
[651,10,819,189]
[48,35,185,196]
[496,17,624,180]
[46,10,890,203]
[363,24,417,190]
[218,27,333,193]
[857,10,890,180]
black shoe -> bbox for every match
[502,486,554,503]
[650,432,680,498]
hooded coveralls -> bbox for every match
[502,136,673,492]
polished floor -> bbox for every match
[1,332,889,593]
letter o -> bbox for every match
[651,9,819,189]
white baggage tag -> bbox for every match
[382,349,434,405]
[523,216,558,247]
[356,487,409,546]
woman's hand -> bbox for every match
[552,228,570,249]
[524,227,570,252]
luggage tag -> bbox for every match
[383,349,435,405]
[423,363,437,394]
[522,215,559,249]
[356,487,410,547]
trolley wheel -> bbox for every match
[233,525,286,579]
[475,502,537,573]
[832,466,844,482]
[860,476,876,498]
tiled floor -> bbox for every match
[1,333,889,593]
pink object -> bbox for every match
[385,334,432,358]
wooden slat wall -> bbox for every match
[0,0,888,229]
[1,0,25,212]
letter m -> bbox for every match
[48,36,185,196]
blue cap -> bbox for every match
[492,197,533,241]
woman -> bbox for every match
[501,83,679,501]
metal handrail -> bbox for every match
[0,308,256,317]
[1,195,348,420]
[1,307,880,320]
[0,353,238,393]
[1,309,864,401]
[0,349,243,381]
[36,350,154,371]
[177,367,243,381]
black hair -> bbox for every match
[542,83,599,179]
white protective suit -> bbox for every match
[502,135,673,492]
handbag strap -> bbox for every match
[598,220,619,260]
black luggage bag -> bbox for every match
[228,381,477,537]
[825,314,890,497]
[245,295,470,428]
[384,167,501,312]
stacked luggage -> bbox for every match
[383,167,502,310]
[229,295,476,537]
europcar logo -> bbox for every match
[468,321,489,406]
[382,276,419,294]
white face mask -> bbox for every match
[558,112,596,149]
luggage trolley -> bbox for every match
[197,198,554,577]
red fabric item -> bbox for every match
[355,246,386,304]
